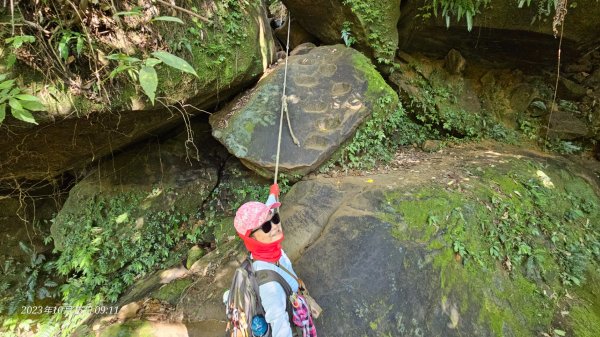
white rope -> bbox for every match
[273,12,296,184]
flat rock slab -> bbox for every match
[210,44,395,178]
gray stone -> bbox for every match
[422,140,443,153]
[444,49,466,75]
[281,0,400,63]
[545,110,590,140]
[50,122,222,250]
[210,45,396,178]
[274,18,318,52]
[290,42,317,56]
[558,78,588,100]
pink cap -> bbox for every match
[234,201,281,236]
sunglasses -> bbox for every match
[250,213,281,236]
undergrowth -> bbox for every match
[387,160,600,288]
[321,94,427,172]
[1,190,195,336]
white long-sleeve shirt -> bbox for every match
[253,250,299,337]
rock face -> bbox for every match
[288,146,600,336]
[281,0,401,63]
[50,123,223,250]
[398,0,600,66]
[0,1,275,184]
[210,45,396,178]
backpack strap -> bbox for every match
[241,258,265,316]
[255,269,294,327]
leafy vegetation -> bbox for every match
[341,0,398,66]
[403,66,506,140]
[0,74,44,125]
[384,159,600,335]
[387,160,600,287]
[340,21,356,47]
[1,189,196,336]
[53,194,188,304]
[418,0,567,31]
[1,0,252,112]
[323,94,428,171]
[0,243,59,316]
[106,51,198,105]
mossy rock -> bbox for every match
[0,0,275,182]
[210,45,397,178]
[152,278,193,306]
[186,246,206,270]
[285,143,600,336]
[282,0,400,65]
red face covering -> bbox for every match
[239,232,284,262]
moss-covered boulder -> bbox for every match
[285,143,600,336]
[47,120,228,307]
[281,0,400,65]
[0,0,275,183]
[209,44,397,178]
[49,122,224,251]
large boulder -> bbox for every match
[291,144,600,336]
[50,122,223,251]
[0,0,275,184]
[209,44,397,178]
[281,0,401,64]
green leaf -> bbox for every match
[76,36,85,56]
[0,103,5,123]
[466,11,473,32]
[8,98,22,111]
[21,100,46,112]
[6,54,16,69]
[106,53,141,63]
[151,51,198,77]
[113,10,141,17]
[151,16,184,24]
[554,329,566,336]
[58,35,71,62]
[139,65,158,105]
[14,94,40,101]
[0,79,15,90]
[109,64,134,79]
[44,280,58,288]
[144,58,162,67]
[10,105,38,125]
[115,212,129,224]
[0,74,7,82]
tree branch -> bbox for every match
[154,0,212,24]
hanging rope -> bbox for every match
[273,13,300,184]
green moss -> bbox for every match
[186,246,206,270]
[321,53,426,171]
[352,53,395,100]
[571,271,600,337]
[100,321,154,337]
[153,278,193,305]
[342,0,399,64]
[380,157,600,336]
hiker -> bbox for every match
[230,183,315,337]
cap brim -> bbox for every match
[268,202,281,209]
